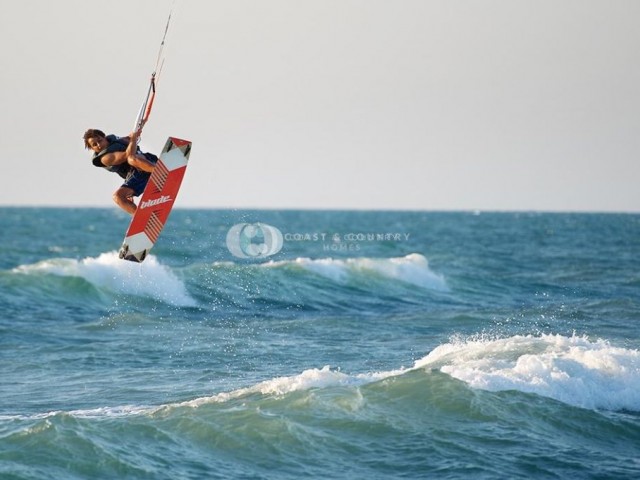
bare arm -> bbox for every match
[125,131,139,159]
[99,150,128,166]
[97,136,132,166]
[126,130,155,173]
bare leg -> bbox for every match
[113,187,137,215]
[127,154,155,173]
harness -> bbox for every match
[92,135,133,179]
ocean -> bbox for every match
[1,207,639,479]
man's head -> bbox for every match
[83,129,108,153]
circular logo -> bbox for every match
[226,223,284,259]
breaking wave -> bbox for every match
[12,251,196,307]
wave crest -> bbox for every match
[414,334,640,411]
[13,252,196,307]
[6,335,640,422]
[264,253,448,291]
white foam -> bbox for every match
[413,334,640,411]
[13,252,196,307]
[0,405,150,421]
[0,366,403,421]
[265,253,448,291]
[176,365,404,409]
[8,334,639,421]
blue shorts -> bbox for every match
[122,153,158,196]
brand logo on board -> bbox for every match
[140,195,172,209]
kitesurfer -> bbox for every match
[83,128,158,214]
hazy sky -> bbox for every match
[1,0,638,212]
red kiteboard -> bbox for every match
[118,137,192,262]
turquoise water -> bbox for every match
[1,208,640,479]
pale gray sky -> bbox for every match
[1,0,638,211]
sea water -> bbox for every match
[1,208,639,479]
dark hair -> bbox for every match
[83,129,106,149]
